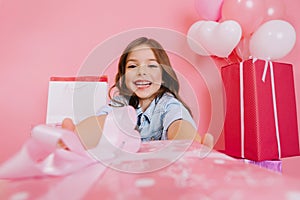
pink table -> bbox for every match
[1,140,300,200]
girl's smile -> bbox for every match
[134,80,152,89]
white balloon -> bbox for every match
[249,20,296,60]
[187,21,210,56]
[187,20,242,57]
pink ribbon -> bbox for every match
[87,106,141,161]
[0,106,141,199]
[0,106,140,175]
[0,125,97,179]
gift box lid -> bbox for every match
[50,76,108,82]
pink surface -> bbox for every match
[1,138,300,199]
[0,0,300,177]
[282,156,300,178]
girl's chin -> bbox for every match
[135,93,152,99]
[134,91,155,99]
[131,86,160,99]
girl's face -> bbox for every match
[125,45,163,102]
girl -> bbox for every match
[62,37,213,149]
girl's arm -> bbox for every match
[62,115,107,149]
[167,120,214,147]
[62,115,213,149]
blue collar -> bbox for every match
[136,96,160,124]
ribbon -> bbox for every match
[0,125,97,179]
[0,106,141,199]
[239,61,245,158]
[0,106,141,179]
[87,106,141,161]
[239,59,281,159]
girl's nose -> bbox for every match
[137,65,147,75]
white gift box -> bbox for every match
[46,76,108,124]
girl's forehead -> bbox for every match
[128,45,157,60]
[130,44,152,52]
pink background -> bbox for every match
[0,0,299,175]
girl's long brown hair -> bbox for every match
[109,37,192,115]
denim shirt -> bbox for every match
[96,93,196,142]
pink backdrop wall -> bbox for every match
[0,0,299,175]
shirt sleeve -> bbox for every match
[96,104,113,116]
[96,95,129,116]
[162,98,197,139]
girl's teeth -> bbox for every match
[136,81,151,85]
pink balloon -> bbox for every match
[195,0,224,21]
[221,0,265,37]
[263,0,286,21]
[249,20,296,60]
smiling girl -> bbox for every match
[62,37,213,149]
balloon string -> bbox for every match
[232,49,242,63]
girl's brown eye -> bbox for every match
[148,64,158,68]
[127,65,137,68]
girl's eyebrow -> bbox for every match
[126,58,158,62]
[126,59,137,62]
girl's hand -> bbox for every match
[56,139,70,150]
[167,120,214,148]
[201,133,214,148]
[61,118,76,131]
[58,118,76,150]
